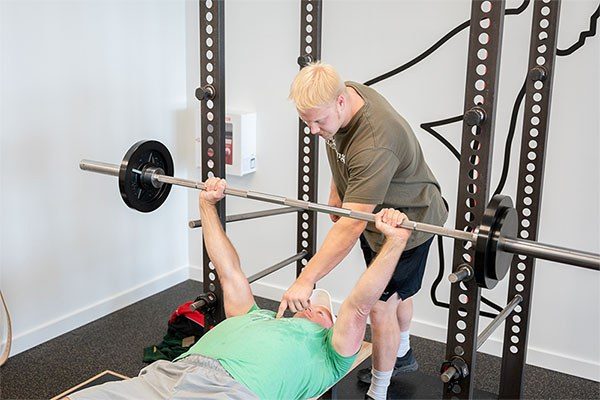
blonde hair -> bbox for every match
[289,62,346,112]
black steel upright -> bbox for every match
[199,0,226,325]
[443,1,506,398]
[499,1,561,398]
[296,0,323,278]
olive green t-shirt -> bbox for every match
[326,81,448,251]
[176,305,356,399]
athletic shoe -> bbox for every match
[357,348,419,384]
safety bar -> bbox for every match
[189,207,302,228]
[248,251,308,284]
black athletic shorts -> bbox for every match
[359,234,434,302]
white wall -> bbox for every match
[188,0,599,381]
[0,0,193,355]
[1,0,597,384]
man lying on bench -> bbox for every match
[67,178,412,400]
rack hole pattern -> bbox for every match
[506,0,557,359]
[199,0,225,321]
[296,0,322,276]
[445,2,506,397]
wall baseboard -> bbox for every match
[229,278,600,382]
[409,318,600,382]
[10,265,189,357]
[189,265,203,282]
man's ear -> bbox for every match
[337,93,345,108]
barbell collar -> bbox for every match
[142,166,164,189]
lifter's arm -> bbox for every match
[331,209,411,356]
[199,178,255,318]
[276,202,375,317]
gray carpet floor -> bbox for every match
[0,280,598,399]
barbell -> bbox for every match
[80,140,600,289]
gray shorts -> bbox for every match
[68,355,259,400]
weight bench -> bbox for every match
[310,341,373,400]
[53,342,372,400]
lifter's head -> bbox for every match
[293,288,335,329]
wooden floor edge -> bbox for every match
[309,341,373,400]
[50,369,130,400]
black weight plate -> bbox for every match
[118,140,174,213]
[475,195,517,289]
[492,203,517,281]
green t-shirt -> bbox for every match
[326,81,448,251]
[176,305,356,399]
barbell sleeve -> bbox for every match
[498,237,600,271]
[80,160,120,176]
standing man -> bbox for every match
[280,62,448,400]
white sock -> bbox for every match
[397,330,410,358]
[366,368,393,400]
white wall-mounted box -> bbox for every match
[225,111,257,176]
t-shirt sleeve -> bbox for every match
[246,303,260,313]
[325,329,357,376]
[343,148,401,204]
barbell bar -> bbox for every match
[79,140,600,288]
